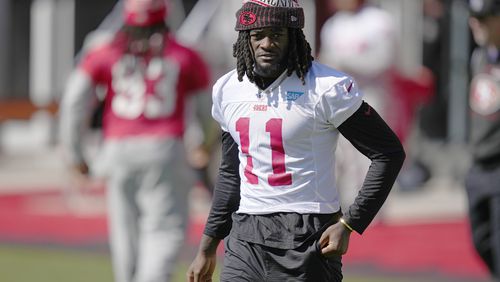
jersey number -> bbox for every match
[236,117,292,186]
[111,56,180,119]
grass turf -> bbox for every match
[0,244,454,282]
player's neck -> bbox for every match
[256,76,278,90]
[253,62,287,90]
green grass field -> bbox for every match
[0,244,458,282]
[0,244,216,282]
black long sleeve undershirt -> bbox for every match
[203,101,405,239]
[338,102,406,234]
[203,131,241,239]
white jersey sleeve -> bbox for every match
[211,70,237,132]
[316,76,363,128]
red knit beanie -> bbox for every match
[124,0,168,27]
[235,0,305,31]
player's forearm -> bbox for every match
[183,95,205,151]
[59,70,95,164]
[203,180,240,239]
[197,234,222,255]
[344,150,405,233]
[203,131,241,239]
[338,101,405,234]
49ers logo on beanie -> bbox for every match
[236,0,304,31]
[124,0,168,27]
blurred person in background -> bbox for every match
[59,0,211,281]
[466,0,500,280]
[319,0,397,132]
[419,0,449,141]
[319,0,433,197]
[187,0,405,281]
[75,0,217,193]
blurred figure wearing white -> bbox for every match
[59,0,211,281]
[319,0,398,205]
[320,0,397,116]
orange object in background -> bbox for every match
[0,99,58,122]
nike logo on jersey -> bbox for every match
[347,82,353,93]
[286,91,304,101]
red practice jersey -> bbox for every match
[79,33,210,140]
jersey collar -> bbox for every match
[255,70,288,94]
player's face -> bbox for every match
[479,15,500,48]
[331,0,363,12]
[249,27,289,79]
[471,15,500,48]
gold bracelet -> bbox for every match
[339,218,354,232]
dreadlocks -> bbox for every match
[232,28,314,85]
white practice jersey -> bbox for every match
[212,61,363,214]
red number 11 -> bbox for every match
[236,117,292,186]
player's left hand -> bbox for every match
[318,221,352,257]
[187,146,210,169]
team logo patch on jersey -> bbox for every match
[253,104,268,111]
[470,74,500,116]
[286,91,304,101]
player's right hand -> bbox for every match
[69,161,93,188]
[318,221,351,257]
[186,252,217,282]
[73,161,90,175]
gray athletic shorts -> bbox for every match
[221,235,343,282]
